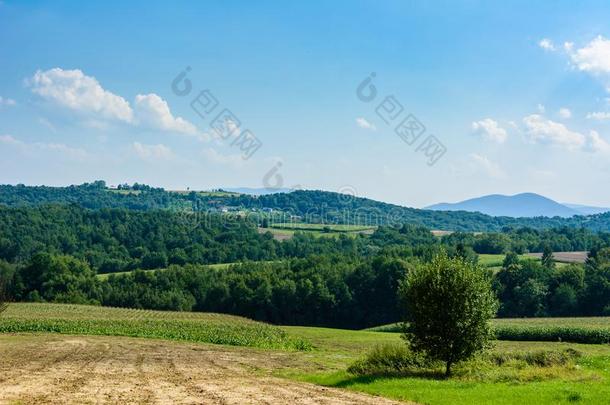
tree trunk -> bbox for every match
[445,361,452,378]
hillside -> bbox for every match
[564,203,610,215]
[2,182,610,231]
[426,193,580,218]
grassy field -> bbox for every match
[478,254,515,267]
[260,224,374,240]
[282,326,610,405]
[478,253,541,267]
[96,262,236,280]
[479,253,577,268]
[0,303,310,350]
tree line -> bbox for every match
[2,205,609,274]
[1,246,608,328]
[3,182,610,232]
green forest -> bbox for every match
[0,184,609,328]
[3,182,610,231]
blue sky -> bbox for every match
[2,0,610,207]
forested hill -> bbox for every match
[2,182,610,232]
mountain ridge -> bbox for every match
[426,192,609,218]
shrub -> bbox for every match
[488,349,582,367]
[347,343,430,376]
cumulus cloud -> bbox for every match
[131,142,174,160]
[28,68,134,122]
[27,68,201,137]
[541,37,610,92]
[567,35,610,75]
[0,134,88,160]
[586,130,610,154]
[0,96,16,107]
[558,108,572,119]
[586,111,610,121]
[134,94,197,135]
[355,117,376,131]
[469,153,506,179]
[538,38,556,51]
[522,114,585,150]
[471,118,508,143]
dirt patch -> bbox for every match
[0,334,406,405]
[526,251,589,264]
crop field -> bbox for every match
[258,227,296,241]
[526,251,589,264]
[366,317,610,344]
[0,303,310,350]
[269,223,377,232]
[493,317,610,344]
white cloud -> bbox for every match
[586,130,610,154]
[27,68,202,138]
[567,35,610,75]
[469,153,506,179]
[558,108,572,119]
[539,38,555,51]
[28,68,133,122]
[522,114,585,150]
[586,111,610,121]
[471,118,508,143]
[0,134,23,146]
[355,117,376,131]
[537,104,546,113]
[0,96,16,107]
[131,142,174,160]
[134,93,198,135]
[0,134,88,160]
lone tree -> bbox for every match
[400,252,498,377]
[541,244,555,270]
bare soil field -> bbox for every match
[526,251,589,263]
[0,334,405,405]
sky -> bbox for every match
[1,0,610,208]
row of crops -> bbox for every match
[0,303,311,351]
[366,318,610,344]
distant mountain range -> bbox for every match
[426,193,609,218]
[563,203,610,216]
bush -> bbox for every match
[488,348,582,367]
[347,343,430,376]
